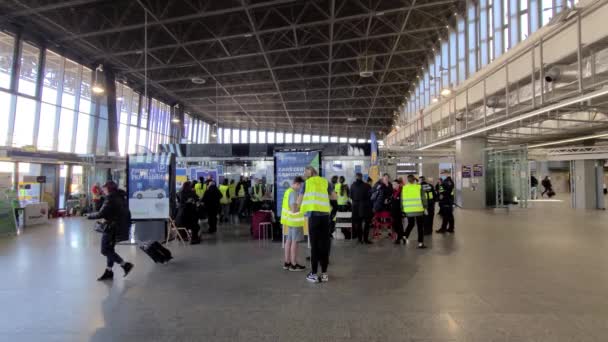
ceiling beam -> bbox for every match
[364,0,418,133]
[241,0,293,129]
[0,0,106,21]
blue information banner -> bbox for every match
[275,151,320,215]
[128,154,173,219]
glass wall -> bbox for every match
[401,0,578,122]
[0,30,183,156]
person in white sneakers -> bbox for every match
[281,176,306,271]
[300,166,332,283]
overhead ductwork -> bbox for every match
[544,64,580,83]
[486,96,507,108]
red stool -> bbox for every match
[372,211,395,240]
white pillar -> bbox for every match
[572,160,604,209]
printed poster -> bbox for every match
[128,154,173,220]
[275,151,320,215]
[462,165,472,178]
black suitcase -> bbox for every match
[140,241,173,263]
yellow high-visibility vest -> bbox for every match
[229,183,236,199]
[421,183,434,200]
[194,182,207,198]
[252,184,262,202]
[335,183,348,205]
[237,183,245,198]
[280,188,305,232]
[301,176,331,213]
[401,184,423,213]
[219,185,230,204]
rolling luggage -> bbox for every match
[547,190,556,198]
[140,241,173,263]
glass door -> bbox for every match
[486,147,529,208]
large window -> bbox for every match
[0,32,14,89]
[13,96,36,147]
[17,42,39,96]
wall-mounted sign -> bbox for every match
[473,164,483,177]
[462,165,472,178]
[36,176,46,183]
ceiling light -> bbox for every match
[417,86,608,151]
[244,33,253,38]
[440,87,452,96]
[375,11,385,16]
[359,70,373,78]
[191,77,206,84]
[172,117,180,123]
[116,96,124,101]
[92,64,105,94]
[529,132,608,148]
[211,131,217,138]
[347,117,357,122]
[432,97,439,103]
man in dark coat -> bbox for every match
[88,181,134,281]
[202,180,222,234]
[350,173,373,244]
[372,173,393,213]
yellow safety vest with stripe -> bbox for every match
[281,188,305,233]
[335,183,349,205]
[401,184,424,213]
[301,176,331,214]
[237,183,245,198]
[194,182,207,198]
[229,183,236,199]
[252,184,263,202]
[421,183,434,200]
[219,185,230,204]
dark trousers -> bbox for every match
[352,216,371,242]
[308,215,331,274]
[424,203,435,234]
[101,233,123,268]
[399,216,424,243]
[208,209,218,233]
[329,200,338,232]
[440,206,455,232]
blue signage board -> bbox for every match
[128,154,173,220]
[275,151,320,215]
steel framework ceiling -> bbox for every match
[0,0,463,138]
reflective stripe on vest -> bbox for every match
[401,184,423,213]
[219,185,230,204]
[280,188,305,228]
[238,185,245,198]
[301,176,331,213]
[421,183,433,200]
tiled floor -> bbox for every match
[1,204,608,341]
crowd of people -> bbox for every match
[87,169,457,284]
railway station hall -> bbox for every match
[2,0,608,341]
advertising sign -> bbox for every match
[128,154,173,220]
[176,168,187,189]
[275,151,320,215]
[462,165,472,178]
[24,202,49,226]
[190,168,218,183]
[473,164,483,177]
[369,132,380,183]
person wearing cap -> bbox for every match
[88,181,134,281]
[397,174,428,249]
[419,176,437,235]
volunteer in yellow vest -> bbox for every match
[419,176,437,235]
[281,176,307,272]
[194,177,207,199]
[396,174,428,249]
[228,179,238,224]
[236,176,247,218]
[300,166,332,283]
[252,179,264,211]
[219,179,231,223]
[335,176,350,210]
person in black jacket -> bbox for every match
[88,181,133,281]
[350,173,373,244]
[176,181,201,244]
[202,180,222,234]
[372,173,393,213]
[436,177,455,234]
[419,176,437,235]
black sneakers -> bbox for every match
[290,264,306,272]
[121,262,134,277]
[283,262,291,270]
[97,269,113,281]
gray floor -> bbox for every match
[1,204,608,342]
